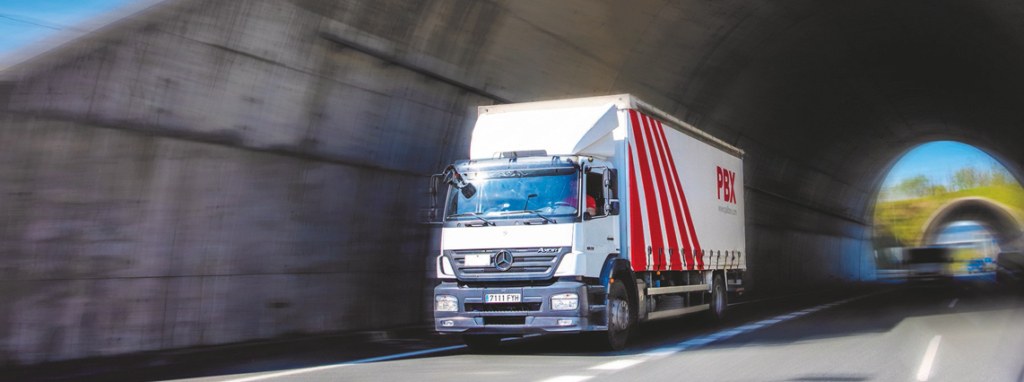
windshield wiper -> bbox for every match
[500,210,555,224]
[449,212,495,226]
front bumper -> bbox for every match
[433,280,606,335]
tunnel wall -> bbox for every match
[0,114,442,364]
[0,0,877,365]
[0,0,489,365]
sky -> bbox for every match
[0,0,137,62]
[881,141,1005,190]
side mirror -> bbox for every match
[603,169,619,216]
[442,165,476,199]
[429,174,441,196]
[461,183,476,199]
[425,174,443,223]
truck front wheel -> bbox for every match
[598,280,632,351]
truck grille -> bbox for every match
[448,248,568,281]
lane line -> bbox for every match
[590,359,644,370]
[241,292,877,382]
[584,292,877,379]
[641,346,686,356]
[217,344,467,382]
[916,335,942,381]
[216,364,351,382]
[949,298,958,308]
[348,345,466,364]
[539,376,593,382]
[708,329,743,339]
[647,293,872,355]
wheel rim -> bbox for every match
[609,298,629,331]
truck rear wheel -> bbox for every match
[706,274,727,321]
[463,334,501,352]
[598,280,632,351]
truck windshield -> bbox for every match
[445,168,580,222]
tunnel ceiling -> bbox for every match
[8,0,1024,223]
[298,0,1024,221]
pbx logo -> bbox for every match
[717,166,737,204]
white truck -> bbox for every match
[431,94,746,350]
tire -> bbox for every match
[706,274,727,321]
[463,334,501,352]
[597,280,632,351]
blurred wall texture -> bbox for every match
[0,0,897,365]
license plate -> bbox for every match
[485,293,521,303]
[464,254,490,267]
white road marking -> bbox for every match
[948,298,958,308]
[681,338,715,346]
[651,293,870,354]
[590,359,644,370]
[916,335,942,381]
[215,344,467,381]
[538,376,593,382]
[642,346,685,356]
[348,345,466,364]
[232,293,875,382]
[707,329,742,339]
[216,364,351,382]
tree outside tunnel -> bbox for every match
[874,141,1024,272]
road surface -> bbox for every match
[149,277,1024,382]
[15,277,1024,382]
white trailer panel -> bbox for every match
[622,108,745,272]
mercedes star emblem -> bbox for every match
[494,250,514,271]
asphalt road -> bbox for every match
[18,276,1024,382]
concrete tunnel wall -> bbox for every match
[4,0,1024,365]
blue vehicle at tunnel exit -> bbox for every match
[430,94,747,351]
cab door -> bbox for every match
[579,167,619,262]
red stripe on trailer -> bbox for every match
[643,115,681,271]
[649,118,689,271]
[627,145,648,271]
[630,110,665,270]
[637,114,668,271]
[653,120,696,270]
[656,120,704,269]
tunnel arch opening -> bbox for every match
[872,141,1024,274]
[920,197,1024,249]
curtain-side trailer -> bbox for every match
[431,94,746,350]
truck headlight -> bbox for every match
[435,295,458,312]
[551,293,579,310]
